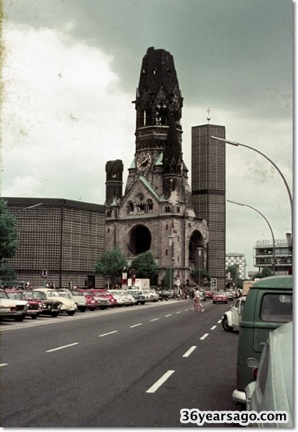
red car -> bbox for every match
[212,291,228,304]
[88,289,118,308]
[204,290,214,299]
[78,290,99,311]
[6,290,42,319]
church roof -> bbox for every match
[139,175,162,201]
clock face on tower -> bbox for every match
[137,152,152,171]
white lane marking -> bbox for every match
[150,318,159,322]
[183,346,197,358]
[184,309,189,311]
[165,314,172,317]
[146,370,175,393]
[211,325,217,330]
[176,311,181,314]
[217,319,222,324]
[99,330,118,337]
[130,323,143,328]
[46,342,79,353]
[0,363,8,367]
[200,333,209,340]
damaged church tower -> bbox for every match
[105,47,209,286]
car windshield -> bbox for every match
[7,292,24,300]
[58,292,72,299]
[71,290,84,297]
[47,290,61,297]
[28,291,46,300]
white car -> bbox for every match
[221,296,246,332]
[67,289,88,312]
[108,290,125,306]
[0,289,28,322]
[149,289,159,302]
[33,288,77,316]
[245,321,293,427]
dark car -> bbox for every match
[29,290,62,317]
[127,290,146,305]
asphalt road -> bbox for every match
[0,299,240,427]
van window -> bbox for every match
[260,294,293,323]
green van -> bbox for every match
[232,275,293,405]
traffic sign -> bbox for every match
[41,269,48,279]
[211,278,217,289]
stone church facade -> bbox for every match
[104,47,209,286]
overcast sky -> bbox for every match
[1,0,293,274]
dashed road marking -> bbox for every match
[99,330,118,337]
[150,318,159,322]
[200,333,209,340]
[165,314,172,317]
[0,363,8,367]
[46,342,79,353]
[182,346,197,358]
[146,370,175,393]
[211,325,217,330]
[130,323,143,328]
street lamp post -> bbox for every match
[197,247,202,288]
[168,235,173,298]
[210,136,293,231]
[227,200,276,275]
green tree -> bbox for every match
[131,251,158,281]
[0,199,17,262]
[0,261,17,282]
[253,267,273,279]
[95,248,127,287]
[226,264,239,279]
[191,269,210,286]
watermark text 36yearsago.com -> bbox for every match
[180,409,289,426]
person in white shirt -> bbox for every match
[194,288,204,312]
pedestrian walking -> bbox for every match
[193,288,204,312]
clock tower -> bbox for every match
[105,47,209,287]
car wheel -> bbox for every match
[222,316,233,332]
[31,315,37,319]
[51,312,59,317]
[15,315,24,322]
[89,307,96,311]
[67,311,76,316]
[79,307,87,312]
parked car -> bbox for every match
[225,290,234,301]
[121,291,136,306]
[108,290,126,306]
[88,289,118,308]
[222,297,246,332]
[6,289,42,319]
[244,321,293,427]
[0,289,28,321]
[79,290,99,311]
[148,289,159,302]
[33,288,77,316]
[127,290,146,305]
[68,288,88,312]
[141,290,153,302]
[212,291,228,304]
[26,289,62,317]
[157,289,171,301]
[232,276,293,406]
